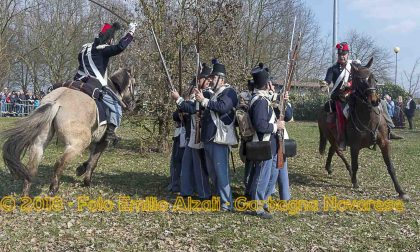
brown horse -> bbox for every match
[318,58,409,200]
[2,68,136,196]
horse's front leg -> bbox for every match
[82,139,109,187]
[378,139,409,201]
[350,147,360,189]
[335,149,352,177]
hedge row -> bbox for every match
[290,91,329,121]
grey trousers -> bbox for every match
[102,92,122,127]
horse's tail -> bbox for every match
[2,103,59,181]
[319,121,327,155]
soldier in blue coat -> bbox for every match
[248,63,292,218]
[194,60,238,211]
[170,64,213,200]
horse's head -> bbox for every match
[351,58,379,106]
[109,68,137,111]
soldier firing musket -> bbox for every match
[170,62,212,200]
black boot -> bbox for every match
[105,124,120,146]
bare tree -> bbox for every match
[0,0,32,88]
[1,0,369,151]
[345,30,393,82]
[401,57,420,97]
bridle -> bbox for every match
[107,71,136,110]
[349,70,382,149]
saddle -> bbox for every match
[52,79,107,125]
[52,79,103,100]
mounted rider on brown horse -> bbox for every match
[318,54,409,201]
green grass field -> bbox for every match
[0,113,419,251]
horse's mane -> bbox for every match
[109,68,132,94]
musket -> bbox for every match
[179,41,183,94]
[194,0,202,144]
[277,17,301,169]
[283,16,297,88]
[176,41,185,124]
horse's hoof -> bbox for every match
[76,163,87,177]
[326,169,333,175]
[48,189,56,197]
[399,194,410,202]
[352,183,359,189]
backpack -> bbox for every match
[235,95,264,142]
[235,107,255,142]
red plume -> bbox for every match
[101,23,112,34]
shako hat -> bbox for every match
[209,58,226,77]
[98,22,121,44]
[251,63,270,89]
[198,63,212,78]
[336,42,349,55]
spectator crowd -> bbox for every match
[384,94,417,130]
[0,87,43,117]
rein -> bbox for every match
[349,81,381,150]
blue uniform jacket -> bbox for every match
[74,34,133,81]
[324,63,351,100]
[249,96,293,155]
[177,89,213,140]
[201,87,238,143]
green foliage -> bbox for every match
[290,89,329,121]
[379,83,409,100]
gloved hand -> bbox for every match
[319,80,328,87]
[128,22,137,36]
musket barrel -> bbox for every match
[277,29,302,169]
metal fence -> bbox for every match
[0,100,37,117]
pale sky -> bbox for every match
[303,0,420,89]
